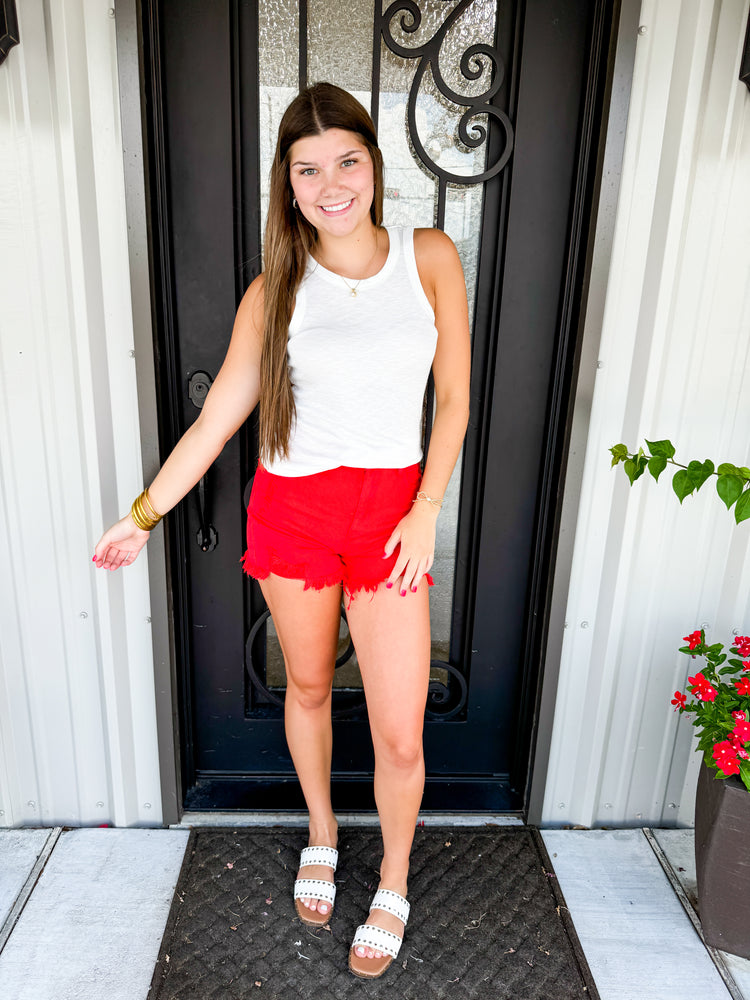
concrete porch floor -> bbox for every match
[0,821,748,999]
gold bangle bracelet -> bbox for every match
[141,488,162,521]
[130,490,162,531]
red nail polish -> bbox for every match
[400,589,406,597]
[92,555,97,562]
[411,585,417,592]
[386,582,392,589]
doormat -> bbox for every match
[148,826,598,1000]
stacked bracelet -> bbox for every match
[413,490,443,509]
[130,489,163,531]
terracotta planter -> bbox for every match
[694,759,750,959]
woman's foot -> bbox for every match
[349,882,410,978]
[295,820,338,923]
[352,882,407,959]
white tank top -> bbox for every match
[263,227,439,477]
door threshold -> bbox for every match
[172,811,525,829]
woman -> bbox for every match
[94,82,470,980]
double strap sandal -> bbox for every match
[293,845,338,927]
[348,888,410,979]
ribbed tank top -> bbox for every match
[263,227,439,477]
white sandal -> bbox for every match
[293,845,338,927]
[348,888,410,979]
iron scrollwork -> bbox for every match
[426,660,468,720]
[245,608,367,719]
[246,615,469,720]
[0,1,19,66]
[379,0,514,187]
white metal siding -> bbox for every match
[542,0,750,827]
[0,1,162,827]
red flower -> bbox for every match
[732,711,746,722]
[738,748,750,761]
[671,691,687,711]
[735,636,750,657]
[683,630,702,651]
[688,672,717,702]
[743,661,750,672]
[731,720,750,743]
[734,677,750,696]
[713,740,741,776]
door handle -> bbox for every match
[188,371,218,551]
[195,473,218,552]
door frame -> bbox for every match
[114,0,636,826]
[526,0,640,823]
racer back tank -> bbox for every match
[263,226,439,477]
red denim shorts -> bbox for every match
[242,464,434,599]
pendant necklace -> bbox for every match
[320,230,381,298]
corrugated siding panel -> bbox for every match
[543,0,750,827]
[0,1,162,827]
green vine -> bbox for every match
[610,439,750,525]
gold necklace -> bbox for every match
[319,231,381,298]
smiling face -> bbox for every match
[288,129,376,240]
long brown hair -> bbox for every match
[259,83,384,464]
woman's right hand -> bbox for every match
[93,514,151,571]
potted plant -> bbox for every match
[671,630,750,958]
[610,439,750,957]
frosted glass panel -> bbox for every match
[258,0,299,88]
[308,0,373,91]
[259,0,299,249]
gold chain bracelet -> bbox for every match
[412,490,443,509]
[130,488,163,531]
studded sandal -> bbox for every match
[293,845,338,928]
[348,888,410,979]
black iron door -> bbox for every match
[143,0,615,812]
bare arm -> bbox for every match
[94,275,265,570]
[384,229,471,591]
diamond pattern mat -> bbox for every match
[148,826,598,1000]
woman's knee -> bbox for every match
[286,673,333,712]
[375,731,424,770]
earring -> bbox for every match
[292,197,298,209]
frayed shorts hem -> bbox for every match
[241,549,434,602]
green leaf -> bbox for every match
[648,456,668,482]
[673,469,694,503]
[718,463,740,476]
[741,467,750,481]
[735,489,750,525]
[623,455,648,485]
[645,439,676,459]
[610,443,629,467]
[739,759,750,794]
[719,665,739,675]
[717,474,743,510]
[687,459,715,491]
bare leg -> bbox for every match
[345,579,431,964]
[259,575,342,915]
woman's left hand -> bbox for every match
[383,503,438,594]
